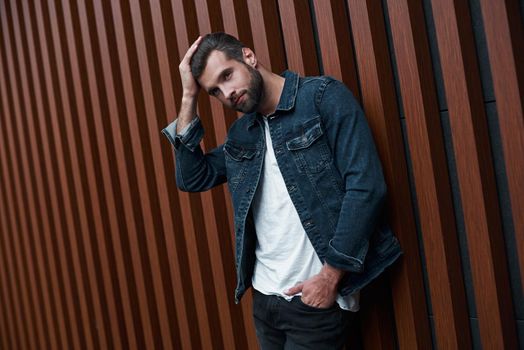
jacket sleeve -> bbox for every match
[162,117,227,192]
[317,79,387,273]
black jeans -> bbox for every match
[252,289,355,350]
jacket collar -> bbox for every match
[247,70,299,127]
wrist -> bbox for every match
[320,263,345,284]
[182,92,199,102]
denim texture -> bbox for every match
[252,290,354,349]
[162,71,402,303]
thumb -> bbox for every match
[284,282,304,296]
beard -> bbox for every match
[233,64,264,113]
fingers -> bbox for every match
[284,282,304,296]
[181,36,203,65]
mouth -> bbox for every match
[233,92,245,107]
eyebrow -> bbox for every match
[206,68,232,94]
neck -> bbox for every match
[256,67,285,116]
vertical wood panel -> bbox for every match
[312,0,360,96]
[1,3,49,349]
[345,0,437,348]
[478,0,524,289]
[1,3,50,349]
[430,0,518,348]
[0,1,522,349]
[277,0,319,76]
[385,0,475,347]
[59,0,124,347]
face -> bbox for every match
[198,50,263,113]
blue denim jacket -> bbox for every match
[162,71,402,303]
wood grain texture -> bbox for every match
[478,0,524,297]
[430,0,517,348]
[384,0,474,347]
[346,0,441,348]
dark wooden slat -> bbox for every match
[431,0,518,348]
[347,0,436,348]
[0,187,14,350]
[18,2,87,349]
[277,0,319,76]
[59,0,125,347]
[106,0,169,348]
[2,2,57,349]
[0,71,26,350]
[384,0,477,347]
[311,0,360,97]
[79,0,144,347]
[0,4,50,349]
[478,0,524,292]
[246,0,286,73]
[21,1,83,348]
[46,0,120,347]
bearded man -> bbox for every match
[162,32,402,349]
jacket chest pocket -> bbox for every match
[286,118,332,173]
[224,141,257,193]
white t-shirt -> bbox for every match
[251,117,359,311]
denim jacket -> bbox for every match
[162,71,402,303]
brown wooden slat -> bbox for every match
[478,0,524,290]
[0,5,49,349]
[103,1,166,348]
[311,0,360,96]
[384,0,475,347]
[0,80,24,349]
[0,194,13,350]
[46,0,120,347]
[13,2,79,349]
[277,0,319,76]
[0,165,21,350]
[20,1,82,348]
[78,0,142,347]
[2,3,56,349]
[0,219,14,350]
[59,0,125,347]
[122,1,183,348]
[346,0,437,348]
[246,0,286,72]
[35,1,105,347]
[430,0,518,347]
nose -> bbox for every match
[223,85,236,101]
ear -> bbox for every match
[242,47,257,68]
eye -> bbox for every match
[225,71,232,80]
[209,88,219,97]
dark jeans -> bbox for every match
[252,289,356,350]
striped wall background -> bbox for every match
[0,0,523,349]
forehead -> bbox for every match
[199,50,237,88]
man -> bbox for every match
[162,32,402,349]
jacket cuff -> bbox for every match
[324,239,368,273]
[161,117,202,151]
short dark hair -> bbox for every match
[190,32,245,79]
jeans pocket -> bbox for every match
[296,296,337,312]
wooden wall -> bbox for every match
[0,0,523,348]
